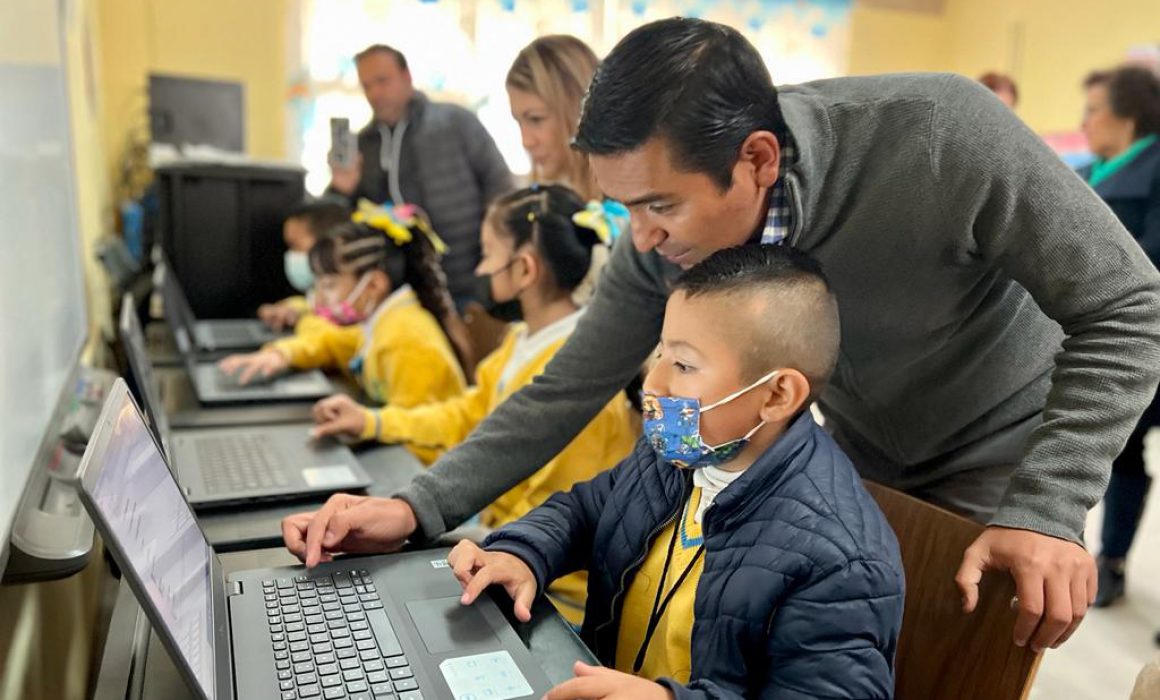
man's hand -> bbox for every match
[281,495,417,567]
[311,394,370,440]
[329,153,363,196]
[544,662,674,700]
[447,541,537,622]
[258,303,301,332]
[956,526,1097,652]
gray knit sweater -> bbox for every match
[397,73,1160,544]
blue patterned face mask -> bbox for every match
[641,370,779,469]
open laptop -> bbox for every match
[160,256,287,352]
[121,300,370,509]
[159,272,336,405]
[75,382,559,700]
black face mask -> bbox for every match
[473,273,523,322]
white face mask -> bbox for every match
[283,251,314,292]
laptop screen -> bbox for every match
[85,389,215,698]
[119,295,173,447]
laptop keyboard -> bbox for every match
[264,569,424,700]
[195,435,290,494]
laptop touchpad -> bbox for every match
[406,597,499,654]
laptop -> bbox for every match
[121,300,371,509]
[75,383,559,700]
[160,256,287,352]
[159,271,336,405]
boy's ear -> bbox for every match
[758,369,811,424]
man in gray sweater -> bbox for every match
[329,44,512,304]
[286,20,1160,652]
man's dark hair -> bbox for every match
[574,17,786,191]
[355,44,409,72]
[1085,65,1160,139]
[285,199,352,239]
[674,245,840,398]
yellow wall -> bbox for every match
[97,0,289,186]
[848,5,949,76]
[849,0,1160,135]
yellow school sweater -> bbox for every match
[277,295,330,336]
[271,286,466,461]
[615,487,705,684]
[360,310,638,623]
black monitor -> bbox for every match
[149,73,244,153]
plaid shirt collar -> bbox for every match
[760,131,797,246]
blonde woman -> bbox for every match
[506,35,601,200]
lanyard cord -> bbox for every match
[632,495,705,674]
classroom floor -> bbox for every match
[1028,434,1160,700]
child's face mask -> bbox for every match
[283,251,315,292]
[641,369,779,469]
[315,273,373,326]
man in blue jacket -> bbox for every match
[450,246,904,700]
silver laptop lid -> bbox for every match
[119,293,173,450]
[75,380,227,700]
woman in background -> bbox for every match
[1079,63,1160,607]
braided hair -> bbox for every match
[309,222,473,372]
[485,184,601,294]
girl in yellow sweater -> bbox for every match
[311,184,638,623]
[220,207,469,462]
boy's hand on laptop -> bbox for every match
[956,525,1096,652]
[218,350,289,385]
[447,541,536,623]
[544,662,674,700]
[282,494,417,567]
[311,394,369,440]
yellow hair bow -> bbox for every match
[352,199,449,255]
[571,200,629,245]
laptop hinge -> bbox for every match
[228,580,243,597]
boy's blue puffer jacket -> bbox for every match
[484,412,905,699]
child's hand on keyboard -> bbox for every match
[448,541,537,622]
[218,349,289,385]
[311,394,370,440]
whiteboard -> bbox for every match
[0,1,88,566]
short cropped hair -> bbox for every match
[354,44,409,72]
[1085,65,1160,139]
[673,245,840,399]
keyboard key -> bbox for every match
[321,674,343,688]
[276,578,294,589]
[327,619,347,630]
[284,613,303,624]
[363,600,384,610]
[276,660,290,671]
[297,683,321,697]
[346,680,369,693]
[392,678,418,692]
[389,667,413,681]
[332,628,352,639]
[352,630,373,642]
[363,659,384,672]
[294,662,314,675]
[340,657,361,670]
[270,625,284,635]
[286,622,305,633]
[313,642,334,656]
[273,641,288,652]
[280,679,294,691]
[308,623,328,635]
[277,670,292,681]
[324,687,346,700]
[347,611,366,621]
[365,609,403,658]
[358,594,379,603]
[335,637,355,649]
[333,571,353,588]
[350,693,372,700]
[325,610,344,621]
[355,639,376,651]
[306,614,325,625]
[366,671,389,685]
[397,691,423,700]
[290,641,309,653]
[318,663,340,676]
[316,652,336,664]
[274,650,289,661]
[371,683,394,696]
[349,620,369,632]
[281,691,296,700]
[298,673,319,686]
[343,668,366,682]
[291,651,311,663]
[311,633,331,645]
[271,633,286,642]
[336,646,358,659]
[385,656,408,669]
